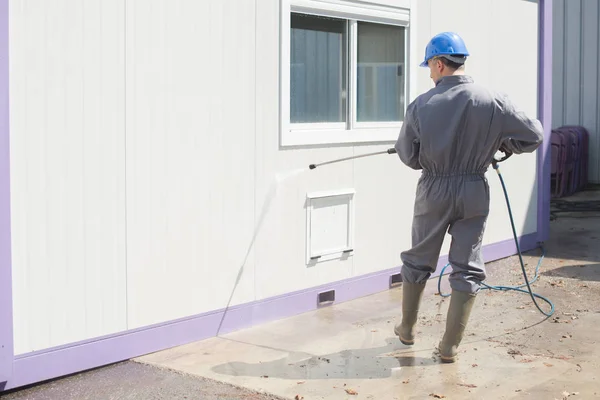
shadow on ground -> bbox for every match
[543,263,600,282]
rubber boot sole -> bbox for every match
[440,353,457,363]
[394,325,414,346]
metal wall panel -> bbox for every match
[553,0,600,182]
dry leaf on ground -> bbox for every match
[430,394,446,399]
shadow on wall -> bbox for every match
[515,159,538,246]
[476,155,540,265]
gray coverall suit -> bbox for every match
[395,75,543,294]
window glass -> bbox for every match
[357,22,405,122]
[290,13,348,124]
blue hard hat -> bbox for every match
[420,32,470,67]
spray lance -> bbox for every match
[308,148,397,170]
[308,146,509,170]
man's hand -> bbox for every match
[494,143,513,166]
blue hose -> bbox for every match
[436,163,555,318]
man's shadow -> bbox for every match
[211,337,440,380]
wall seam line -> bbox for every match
[123,0,129,331]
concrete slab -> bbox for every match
[136,191,600,400]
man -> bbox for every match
[393,32,543,363]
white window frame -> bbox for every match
[280,0,414,147]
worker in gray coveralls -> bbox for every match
[393,32,543,363]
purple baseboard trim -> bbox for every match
[0,0,13,383]
[2,232,539,391]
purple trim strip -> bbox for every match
[2,233,538,391]
[0,0,13,383]
[537,0,552,243]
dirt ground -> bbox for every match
[3,188,600,399]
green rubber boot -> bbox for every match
[394,282,426,345]
[438,290,477,363]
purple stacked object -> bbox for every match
[550,125,589,198]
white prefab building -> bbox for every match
[0,0,551,390]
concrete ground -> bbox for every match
[4,188,600,399]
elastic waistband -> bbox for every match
[422,169,487,177]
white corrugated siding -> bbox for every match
[9,0,127,354]
[124,0,258,328]
[9,0,540,353]
[552,0,600,183]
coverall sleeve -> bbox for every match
[498,94,544,154]
[394,102,422,170]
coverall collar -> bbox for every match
[435,75,474,87]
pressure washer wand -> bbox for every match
[309,148,397,170]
